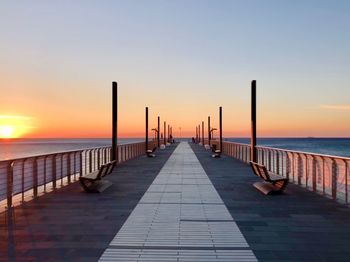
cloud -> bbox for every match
[320,105,350,111]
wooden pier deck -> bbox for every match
[2,142,350,261]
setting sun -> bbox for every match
[0,116,33,138]
[0,125,15,138]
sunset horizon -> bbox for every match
[1,1,349,140]
[1,2,350,261]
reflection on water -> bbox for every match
[0,138,143,160]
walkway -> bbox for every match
[1,144,177,261]
[100,142,257,261]
[191,143,350,262]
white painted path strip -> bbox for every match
[99,142,257,261]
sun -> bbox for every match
[0,125,15,138]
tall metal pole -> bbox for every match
[168,124,170,143]
[251,80,257,162]
[208,116,211,145]
[219,107,222,151]
[198,124,201,144]
[112,81,118,161]
[157,116,160,147]
[202,121,204,145]
[196,126,198,143]
[145,107,148,153]
[164,121,166,145]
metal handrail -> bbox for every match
[221,141,350,205]
[0,141,146,212]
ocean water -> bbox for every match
[0,138,143,161]
[1,137,349,161]
[226,138,350,158]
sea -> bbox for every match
[0,137,349,161]
[0,138,142,161]
[226,138,350,158]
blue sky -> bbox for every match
[1,0,349,137]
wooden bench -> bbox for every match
[211,144,221,158]
[249,161,288,195]
[146,146,156,158]
[79,160,116,193]
[212,149,221,158]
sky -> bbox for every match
[0,0,349,138]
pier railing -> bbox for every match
[0,141,147,211]
[218,141,350,204]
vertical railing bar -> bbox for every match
[60,154,63,186]
[322,157,325,195]
[44,156,47,192]
[67,153,71,184]
[88,150,92,173]
[80,151,83,177]
[345,160,348,205]
[33,157,38,198]
[52,155,57,189]
[21,160,25,202]
[7,162,13,209]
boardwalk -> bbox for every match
[2,142,350,261]
[100,142,256,261]
[191,143,350,262]
[0,144,177,261]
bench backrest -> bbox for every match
[250,161,271,182]
[105,160,117,176]
[97,164,109,179]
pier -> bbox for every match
[2,141,350,261]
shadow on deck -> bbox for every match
[191,143,350,262]
[0,144,177,261]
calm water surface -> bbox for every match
[227,138,350,158]
[0,138,142,160]
[1,138,349,161]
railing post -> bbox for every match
[97,149,101,168]
[297,154,302,185]
[33,158,38,197]
[89,150,92,173]
[305,154,308,188]
[331,159,338,200]
[276,151,280,174]
[52,155,57,189]
[67,153,71,183]
[79,152,83,177]
[345,160,348,204]
[286,152,291,180]
[312,156,317,191]
[112,81,118,161]
[251,80,257,162]
[7,162,13,209]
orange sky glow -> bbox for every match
[1,2,349,139]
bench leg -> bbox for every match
[79,179,95,193]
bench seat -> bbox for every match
[146,146,156,157]
[212,150,221,158]
[250,161,288,195]
[79,160,116,193]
